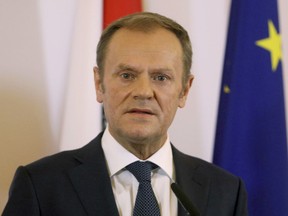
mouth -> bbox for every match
[127,108,155,116]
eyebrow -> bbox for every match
[117,64,139,72]
[117,63,174,74]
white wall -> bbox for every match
[1,0,287,212]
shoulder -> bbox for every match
[172,145,241,184]
[172,145,248,214]
[25,132,104,174]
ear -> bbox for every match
[178,74,194,108]
[93,66,104,103]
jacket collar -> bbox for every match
[172,145,210,216]
[68,132,119,216]
[67,133,210,216]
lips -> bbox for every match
[127,108,155,115]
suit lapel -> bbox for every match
[66,136,210,216]
[172,145,211,216]
[68,133,119,216]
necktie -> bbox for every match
[126,161,161,216]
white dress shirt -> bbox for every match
[101,129,178,216]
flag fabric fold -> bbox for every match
[213,0,288,215]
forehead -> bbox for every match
[104,28,183,72]
[107,27,182,55]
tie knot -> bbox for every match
[126,161,157,183]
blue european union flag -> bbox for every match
[213,0,288,215]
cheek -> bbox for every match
[102,84,128,110]
[159,92,180,116]
[102,95,118,124]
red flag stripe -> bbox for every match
[103,0,142,29]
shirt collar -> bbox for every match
[101,128,174,180]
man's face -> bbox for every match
[94,28,192,151]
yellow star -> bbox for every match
[255,20,282,72]
[223,85,231,94]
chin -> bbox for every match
[132,130,166,145]
[127,129,151,138]
[124,128,156,142]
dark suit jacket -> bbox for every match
[3,132,247,216]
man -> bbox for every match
[3,12,247,215]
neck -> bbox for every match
[125,141,165,160]
[110,131,167,160]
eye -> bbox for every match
[120,72,135,80]
[153,74,169,81]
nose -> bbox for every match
[132,75,154,100]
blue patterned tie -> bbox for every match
[126,161,161,216]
